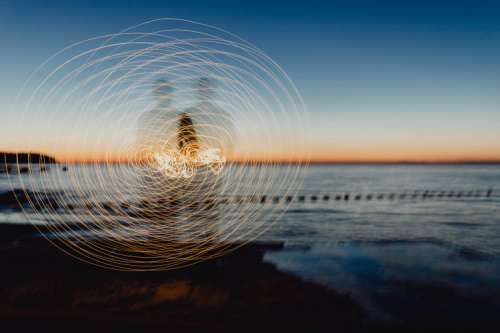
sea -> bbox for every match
[1,164,500,328]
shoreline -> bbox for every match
[0,223,366,332]
[1,222,499,332]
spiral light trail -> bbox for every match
[9,19,309,271]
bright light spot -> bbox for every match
[153,148,225,179]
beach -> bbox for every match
[0,223,366,332]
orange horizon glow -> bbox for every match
[4,149,500,164]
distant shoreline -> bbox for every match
[2,151,500,166]
[48,160,500,166]
[1,152,57,164]
[300,161,500,165]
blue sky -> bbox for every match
[1,0,500,161]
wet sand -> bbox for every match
[0,223,365,332]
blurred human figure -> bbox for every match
[177,112,200,159]
[182,77,234,160]
[135,78,233,230]
[178,78,234,202]
[136,80,180,215]
[136,79,177,159]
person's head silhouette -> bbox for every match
[196,77,216,100]
[154,79,174,105]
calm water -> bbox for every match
[2,164,500,327]
[264,165,500,327]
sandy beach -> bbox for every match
[0,223,367,332]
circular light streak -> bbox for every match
[9,18,309,270]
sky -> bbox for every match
[1,0,500,162]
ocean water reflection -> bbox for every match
[265,239,500,327]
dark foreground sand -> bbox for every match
[2,223,493,333]
[0,223,368,332]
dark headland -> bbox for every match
[1,152,56,164]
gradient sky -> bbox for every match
[1,0,500,162]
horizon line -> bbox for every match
[55,157,500,165]
[3,151,500,165]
